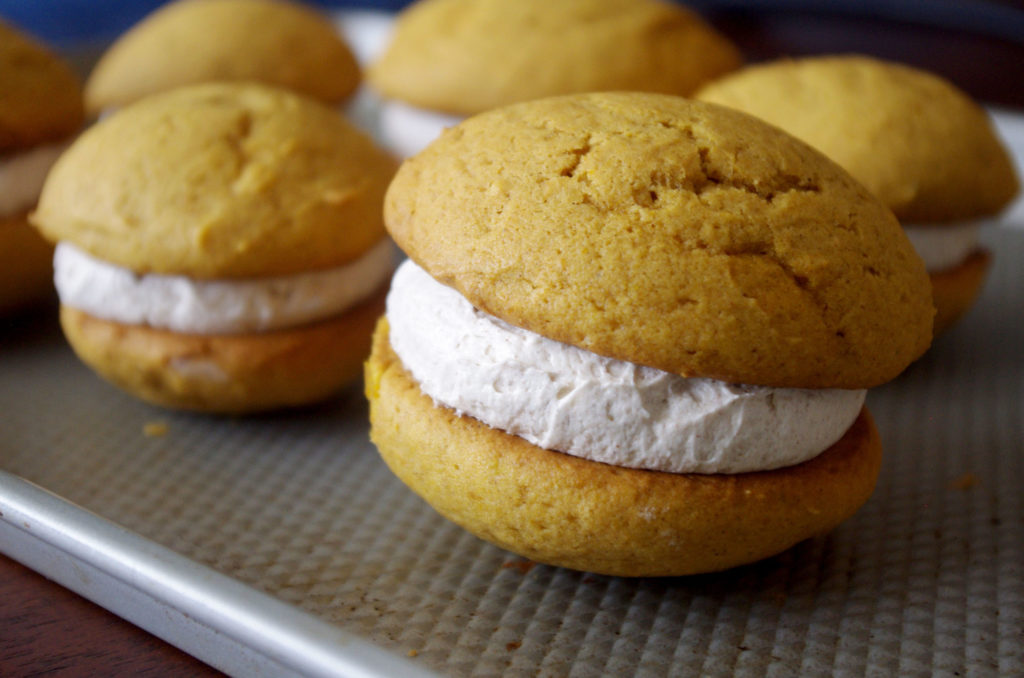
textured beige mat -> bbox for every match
[1,222,1021,677]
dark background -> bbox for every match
[1,0,1023,107]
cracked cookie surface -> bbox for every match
[33,83,397,279]
[385,92,933,389]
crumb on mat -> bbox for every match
[143,421,169,437]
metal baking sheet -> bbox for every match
[3,153,1023,678]
[2,12,1023,674]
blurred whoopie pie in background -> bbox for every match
[32,83,397,413]
[698,55,1020,334]
[0,20,84,314]
[367,0,742,157]
[84,0,361,117]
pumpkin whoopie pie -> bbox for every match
[365,92,934,576]
[84,0,361,117]
[32,83,396,413]
[0,21,84,313]
[366,0,742,157]
[697,55,1020,334]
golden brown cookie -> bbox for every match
[0,21,84,153]
[84,0,361,115]
[696,56,1019,223]
[0,212,56,313]
[385,92,933,389]
[1,21,83,313]
[367,319,882,577]
[35,83,396,279]
[367,0,742,115]
[697,56,1018,335]
[33,83,397,413]
[62,286,385,413]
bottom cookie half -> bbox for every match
[61,284,387,413]
[366,318,882,577]
[930,249,991,335]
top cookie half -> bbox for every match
[697,56,1020,223]
[367,0,741,115]
[85,0,361,115]
[385,92,934,390]
[34,83,396,279]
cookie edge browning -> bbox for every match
[60,283,387,413]
[0,211,55,313]
[930,248,991,335]
[366,318,882,577]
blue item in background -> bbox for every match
[2,0,1023,48]
[2,0,1022,108]
[0,1,412,46]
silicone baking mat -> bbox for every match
[2,14,1023,672]
[3,179,1023,678]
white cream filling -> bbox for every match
[903,222,982,272]
[387,259,866,475]
[0,142,68,216]
[378,100,465,158]
[54,239,394,334]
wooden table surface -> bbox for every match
[3,5,1023,677]
[0,554,222,677]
